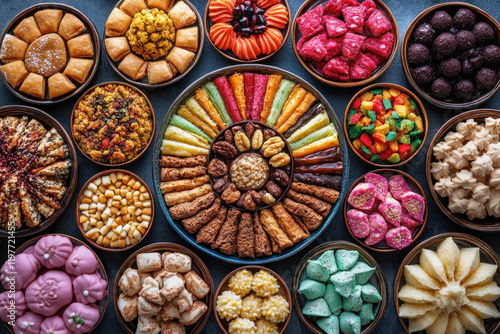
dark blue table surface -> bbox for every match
[1,1,500,333]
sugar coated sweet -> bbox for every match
[340,312,361,334]
[317,314,340,334]
[252,270,280,297]
[229,269,254,297]
[216,290,242,321]
[298,279,327,300]
[401,192,425,221]
[255,319,279,334]
[302,298,331,317]
[307,259,330,282]
[318,250,338,275]
[378,198,403,226]
[347,210,370,238]
[240,294,263,321]
[365,212,388,246]
[335,250,359,271]
[347,183,376,210]
[261,295,289,323]
[228,317,257,334]
[389,174,411,200]
[365,172,389,200]
[385,226,413,249]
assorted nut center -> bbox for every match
[230,153,269,190]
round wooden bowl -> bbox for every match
[425,109,500,232]
[343,169,428,252]
[291,0,398,87]
[104,0,204,88]
[0,105,78,238]
[292,241,387,334]
[75,169,155,252]
[71,81,156,167]
[0,3,100,104]
[401,2,500,110]
[204,0,291,63]
[0,233,109,334]
[344,83,428,167]
[113,242,214,334]
[214,266,292,333]
[394,232,500,334]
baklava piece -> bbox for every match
[147,60,172,84]
[67,34,94,58]
[0,60,28,88]
[0,34,28,63]
[63,58,94,84]
[148,0,172,11]
[13,16,42,43]
[166,47,194,73]
[47,73,76,99]
[119,53,147,80]
[175,26,198,52]
[168,1,196,29]
[105,36,131,61]
[19,73,45,99]
[105,8,133,37]
[120,0,148,17]
[34,9,63,34]
[58,13,85,40]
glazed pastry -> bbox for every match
[13,16,42,43]
[148,0,172,11]
[0,290,26,322]
[168,1,196,29]
[73,273,107,304]
[118,53,147,80]
[34,9,63,34]
[175,26,198,52]
[0,34,28,63]
[147,60,173,84]
[33,234,73,269]
[25,33,67,77]
[105,36,131,62]
[19,73,45,99]
[264,4,289,29]
[105,8,133,37]
[65,245,99,276]
[63,302,100,334]
[166,47,195,73]
[14,311,43,334]
[136,316,160,334]
[117,293,139,322]
[63,58,94,84]
[0,60,29,88]
[40,315,69,334]
[25,270,73,316]
[58,13,85,40]
[137,253,163,272]
[67,34,94,58]
[232,35,261,60]
[120,0,148,16]
[208,0,234,24]
[210,23,236,50]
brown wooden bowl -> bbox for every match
[401,2,500,110]
[113,242,214,334]
[204,0,291,63]
[71,81,155,167]
[0,233,109,334]
[291,0,398,87]
[292,241,387,334]
[343,169,428,252]
[214,265,292,333]
[426,109,500,232]
[344,83,428,167]
[394,232,500,334]
[104,0,204,88]
[75,169,155,252]
[0,3,100,104]
[0,105,78,238]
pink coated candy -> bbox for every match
[34,235,73,269]
[346,209,370,238]
[378,198,402,226]
[348,183,377,210]
[63,302,100,334]
[401,192,425,221]
[40,315,69,334]
[73,273,108,304]
[14,311,43,334]
[65,246,99,276]
[385,226,413,249]
[0,290,26,322]
[401,208,424,228]
[1,253,41,290]
[25,270,73,316]
[365,212,388,246]
[365,172,388,201]
[388,175,411,200]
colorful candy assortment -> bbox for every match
[347,86,425,164]
[346,172,425,250]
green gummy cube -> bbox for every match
[329,271,356,298]
[368,110,376,122]
[298,279,327,300]
[317,315,340,334]
[307,260,330,282]
[324,284,342,314]
[335,250,359,271]
[370,155,383,164]
[400,119,415,132]
[343,285,363,312]
[339,312,361,334]
[386,119,397,131]
[409,98,417,110]
[388,153,400,163]
[382,99,392,110]
[360,303,375,326]
[350,262,376,285]
[410,130,422,137]
[348,124,362,139]
[398,134,411,144]
[361,284,382,303]
[318,250,338,275]
[391,111,400,119]
[303,298,331,317]
[411,138,422,152]
[370,88,383,95]
[361,145,371,155]
[361,124,375,136]
[385,131,397,141]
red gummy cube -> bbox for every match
[297,5,325,38]
[356,52,377,71]
[350,112,362,125]
[360,133,373,147]
[372,99,384,113]
[299,34,328,62]
[342,6,367,34]
[353,97,361,111]
[361,0,376,16]
[323,0,359,17]
[365,9,392,37]
[372,132,386,143]
[311,60,328,74]
[296,36,308,52]
[379,148,394,160]
[364,52,386,66]
[369,145,377,154]
[350,52,377,80]
[364,32,394,58]
[323,56,350,81]
[324,15,347,37]
[325,37,343,60]
[342,32,366,60]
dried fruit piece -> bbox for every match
[221,183,241,203]
[244,193,257,210]
[247,190,262,205]
[262,192,276,204]
[385,226,413,249]
[346,209,369,238]
[245,122,255,138]
[401,192,426,221]
[234,131,251,152]
[262,136,285,157]
[252,129,264,149]
[224,129,233,143]
[272,169,289,187]
[263,129,275,140]
[347,183,376,210]
[389,174,411,200]
[378,198,402,226]
[365,212,388,246]
[212,141,238,159]
[269,152,290,167]
[207,158,227,177]
[365,172,388,201]
[265,181,282,197]
[214,175,229,193]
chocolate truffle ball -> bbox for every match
[455,30,476,51]
[453,79,475,101]
[473,22,494,45]
[431,10,452,31]
[453,8,475,30]
[440,58,461,79]
[414,23,435,45]
[430,78,452,99]
[412,65,434,86]
[482,45,500,66]
[462,59,475,77]
[475,67,498,91]
[407,44,430,65]
[433,33,457,57]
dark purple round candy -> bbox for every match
[482,45,500,67]
[453,79,475,101]
[455,30,476,51]
[453,8,475,30]
[439,58,461,79]
[414,23,435,45]
[433,33,457,57]
[411,65,434,85]
[473,22,494,45]
[430,78,452,99]
[407,43,430,65]
[431,10,452,31]
[475,67,498,91]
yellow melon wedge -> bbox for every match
[462,263,498,288]
[398,284,437,304]
[457,307,486,334]
[437,237,461,282]
[404,265,441,290]
[455,247,481,282]
[408,309,441,332]
[426,311,449,334]
[465,300,500,319]
[420,249,448,283]
[467,282,500,302]
[399,303,436,318]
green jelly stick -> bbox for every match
[170,114,213,143]
[203,82,233,125]
[266,79,295,127]
[290,124,336,151]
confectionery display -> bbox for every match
[216,268,290,333]
[298,248,382,334]
[346,86,425,165]
[397,237,500,333]
[296,0,395,81]
[0,115,73,232]
[406,7,500,103]
[431,117,500,220]
[116,250,210,333]
[346,171,426,250]
[0,235,108,333]
[208,0,289,60]
[104,0,200,85]
[72,83,154,165]
[0,6,97,101]
[78,171,153,249]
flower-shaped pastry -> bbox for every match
[471,154,494,178]
[452,170,477,191]
[434,176,456,198]
[431,161,451,180]
[456,119,478,140]
[444,131,464,150]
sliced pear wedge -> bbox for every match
[455,247,480,283]
[404,264,441,290]
[408,309,440,332]
[420,249,448,283]
[437,237,461,282]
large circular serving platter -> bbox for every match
[153,64,349,264]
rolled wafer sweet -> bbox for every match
[169,192,215,220]
[161,166,207,181]
[290,182,340,204]
[259,209,292,250]
[287,189,332,218]
[293,173,342,190]
[160,175,209,194]
[271,202,308,244]
[283,198,323,231]
[160,155,208,167]
[237,212,255,259]
[212,208,241,255]
[196,206,228,245]
[253,212,272,257]
[163,184,212,206]
[181,198,221,234]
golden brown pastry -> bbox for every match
[58,13,86,40]
[148,0,172,11]
[147,60,172,84]
[118,53,147,80]
[47,73,76,99]
[0,34,28,63]
[168,1,196,29]
[34,9,63,34]
[13,16,42,43]
[24,34,67,77]
[19,73,45,99]
[105,36,131,61]
[0,60,29,88]
[106,8,133,37]
[168,61,178,76]
[63,58,94,84]
[67,34,94,58]
[120,0,148,16]
[175,27,198,52]
[259,209,293,250]
[166,47,194,73]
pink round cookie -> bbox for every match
[13,311,43,334]
[65,245,99,276]
[0,290,26,323]
[1,253,41,290]
[63,302,100,334]
[40,315,70,334]
[73,273,108,304]
[25,270,73,316]
[34,235,73,269]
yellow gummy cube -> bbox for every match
[374,141,388,153]
[415,116,424,132]
[388,140,399,151]
[374,120,383,127]
[404,100,412,112]
[353,138,362,150]
[394,105,407,118]
[389,88,401,97]
[382,90,391,99]
[375,124,390,134]
[361,101,374,111]
[407,113,417,121]
[360,91,374,102]
[361,116,371,126]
